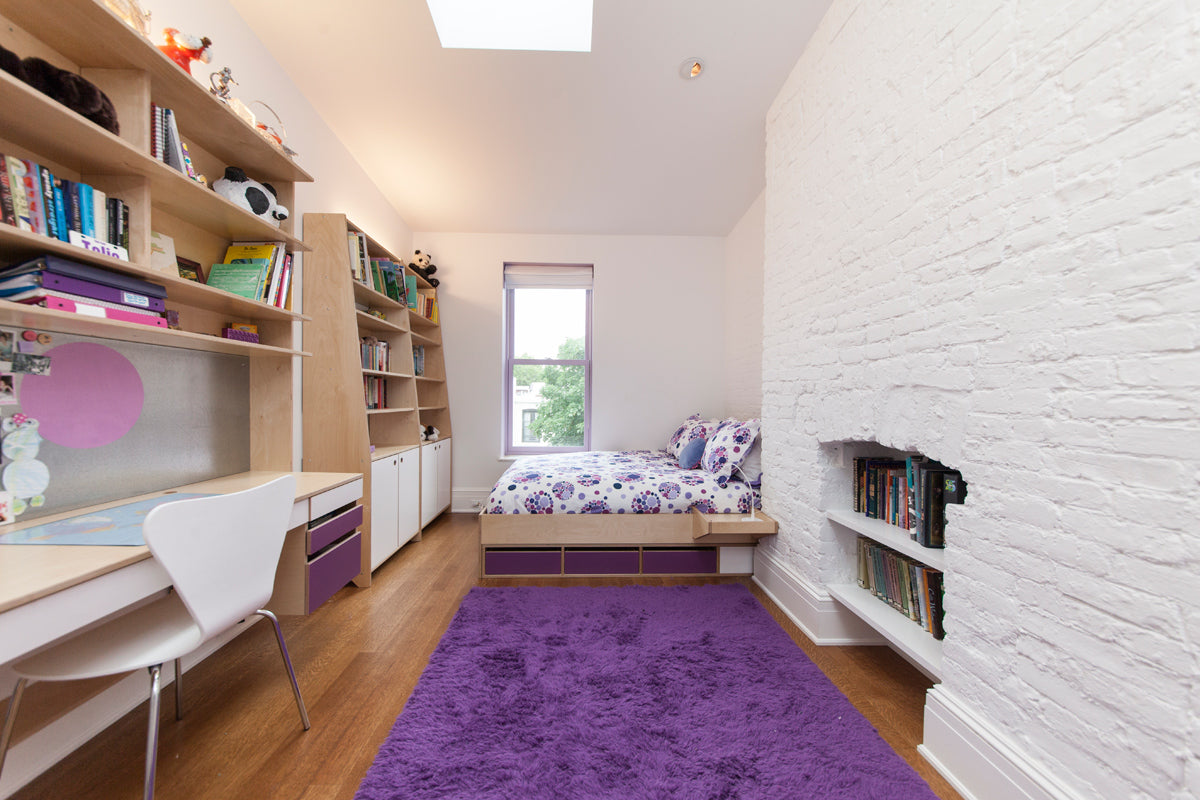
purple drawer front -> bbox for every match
[484,549,562,576]
[308,504,363,555]
[307,532,361,613]
[642,548,718,575]
[564,549,640,575]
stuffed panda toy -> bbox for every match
[408,250,439,287]
[213,166,289,225]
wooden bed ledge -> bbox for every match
[690,508,777,543]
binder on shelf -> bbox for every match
[0,272,166,312]
[0,254,166,298]
[19,291,167,327]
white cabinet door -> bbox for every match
[397,450,420,546]
[370,455,400,570]
[436,439,452,513]
[420,442,438,528]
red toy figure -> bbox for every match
[158,28,212,75]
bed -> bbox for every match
[478,417,776,577]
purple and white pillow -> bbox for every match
[669,415,720,464]
[701,418,761,483]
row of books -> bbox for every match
[413,345,425,377]
[364,375,387,410]
[361,336,391,372]
[852,456,967,548]
[412,290,438,322]
[205,241,293,308]
[0,254,167,328]
[150,103,198,180]
[0,154,130,255]
[857,536,945,640]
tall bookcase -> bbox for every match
[301,213,452,584]
[825,445,959,681]
[0,0,312,471]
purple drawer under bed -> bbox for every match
[642,548,719,575]
[484,549,563,576]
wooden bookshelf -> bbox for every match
[0,0,313,471]
[302,213,452,581]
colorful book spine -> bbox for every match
[38,166,60,241]
[5,157,31,231]
[20,159,46,236]
[52,179,69,242]
[0,155,15,226]
[79,182,94,237]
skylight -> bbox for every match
[426,0,593,52]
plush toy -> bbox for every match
[408,250,440,287]
[158,28,212,75]
[213,166,289,225]
[421,425,440,442]
[0,44,119,134]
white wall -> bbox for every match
[722,191,765,419]
[414,232,726,500]
[762,2,1198,799]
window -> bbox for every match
[504,263,593,456]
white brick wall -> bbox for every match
[761,1,1199,798]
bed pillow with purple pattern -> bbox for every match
[701,418,761,483]
[667,413,701,453]
[670,416,719,461]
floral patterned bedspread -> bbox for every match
[485,450,758,515]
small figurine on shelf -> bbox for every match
[158,28,212,76]
[209,66,236,100]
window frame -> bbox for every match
[502,264,593,457]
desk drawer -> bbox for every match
[311,478,364,519]
[307,503,362,555]
[306,532,361,613]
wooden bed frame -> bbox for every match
[478,508,777,578]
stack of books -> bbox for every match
[856,536,945,639]
[852,456,967,548]
[0,254,167,327]
[0,155,129,258]
[206,242,292,308]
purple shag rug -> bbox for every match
[355,584,940,800]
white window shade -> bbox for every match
[503,263,593,289]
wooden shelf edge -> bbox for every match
[826,509,946,570]
[826,582,942,680]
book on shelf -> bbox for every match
[0,254,165,298]
[363,375,387,410]
[207,260,270,300]
[221,242,288,305]
[0,156,15,226]
[404,274,418,309]
[361,335,390,372]
[345,231,370,284]
[412,344,425,376]
[37,166,60,241]
[18,290,167,328]
[853,456,965,549]
[4,156,32,232]
[162,108,187,174]
[149,231,177,275]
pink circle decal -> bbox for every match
[19,342,144,448]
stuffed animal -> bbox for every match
[0,44,119,134]
[158,28,212,75]
[421,425,440,442]
[213,166,289,225]
[408,250,440,287]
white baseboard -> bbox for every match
[752,547,882,644]
[452,487,490,514]
[0,617,260,799]
[921,685,1087,800]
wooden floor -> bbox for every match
[8,513,963,800]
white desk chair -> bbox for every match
[0,475,310,800]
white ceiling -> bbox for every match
[231,0,831,236]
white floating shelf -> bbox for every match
[826,508,946,571]
[826,582,942,681]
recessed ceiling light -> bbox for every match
[679,58,705,79]
[427,0,593,52]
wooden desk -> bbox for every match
[0,471,361,666]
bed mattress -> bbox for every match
[484,450,757,515]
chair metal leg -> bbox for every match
[145,665,163,800]
[257,609,310,730]
[0,677,28,781]
[173,658,183,721]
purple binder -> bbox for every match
[40,272,166,312]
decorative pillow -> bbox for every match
[701,418,761,483]
[667,413,701,453]
[671,417,719,461]
[677,435,707,469]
